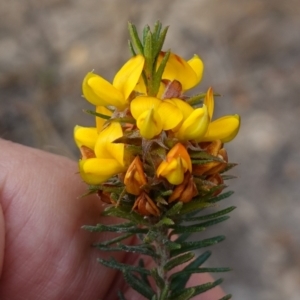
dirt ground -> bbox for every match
[1,0,300,299]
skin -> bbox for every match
[0,138,225,299]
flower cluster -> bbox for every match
[74,27,240,218]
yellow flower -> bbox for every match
[135,52,203,97]
[158,51,204,91]
[79,123,125,185]
[202,87,241,143]
[130,96,183,139]
[169,98,209,142]
[82,55,145,110]
[156,143,192,185]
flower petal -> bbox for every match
[165,98,194,120]
[137,108,163,139]
[96,106,112,132]
[80,158,123,185]
[130,96,161,120]
[83,72,126,109]
[113,55,145,100]
[159,52,201,91]
[157,101,183,130]
[204,87,214,120]
[176,105,209,141]
[94,123,124,165]
[202,114,241,143]
[157,158,185,185]
[74,126,98,149]
[187,55,204,85]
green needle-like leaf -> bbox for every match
[209,191,234,203]
[84,109,111,120]
[150,268,165,290]
[98,257,151,275]
[128,22,144,54]
[165,202,183,217]
[164,252,195,272]
[123,270,155,299]
[170,267,231,281]
[170,251,212,291]
[219,294,232,300]
[184,206,236,222]
[171,236,225,257]
[171,288,195,300]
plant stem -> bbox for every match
[155,225,170,299]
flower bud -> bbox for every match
[124,156,147,195]
[169,173,198,203]
[193,140,228,176]
[132,192,160,216]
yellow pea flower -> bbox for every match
[135,52,204,97]
[202,87,241,143]
[74,126,98,150]
[162,98,209,142]
[79,123,125,185]
[157,143,192,185]
[82,55,145,110]
[130,96,183,139]
[158,52,204,91]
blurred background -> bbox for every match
[1,0,300,299]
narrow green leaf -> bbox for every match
[111,116,136,124]
[171,236,225,257]
[144,30,154,76]
[153,50,170,95]
[138,259,151,287]
[192,278,224,297]
[98,257,150,275]
[170,267,231,281]
[153,21,162,41]
[150,268,165,290]
[219,294,232,300]
[170,251,212,291]
[83,223,148,234]
[184,206,236,222]
[96,243,158,257]
[171,288,195,300]
[209,191,234,203]
[172,216,230,234]
[93,233,133,247]
[165,202,183,217]
[179,201,213,216]
[187,92,221,106]
[159,283,169,300]
[128,22,144,54]
[153,26,169,57]
[84,109,111,120]
[221,175,237,180]
[171,279,224,299]
[174,232,191,244]
[123,270,155,299]
[103,206,148,225]
[142,25,151,46]
[220,163,238,173]
[171,224,205,234]
[128,40,136,56]
[162,239,181,250]
[154,217,174,227]
[164,252,195,272]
